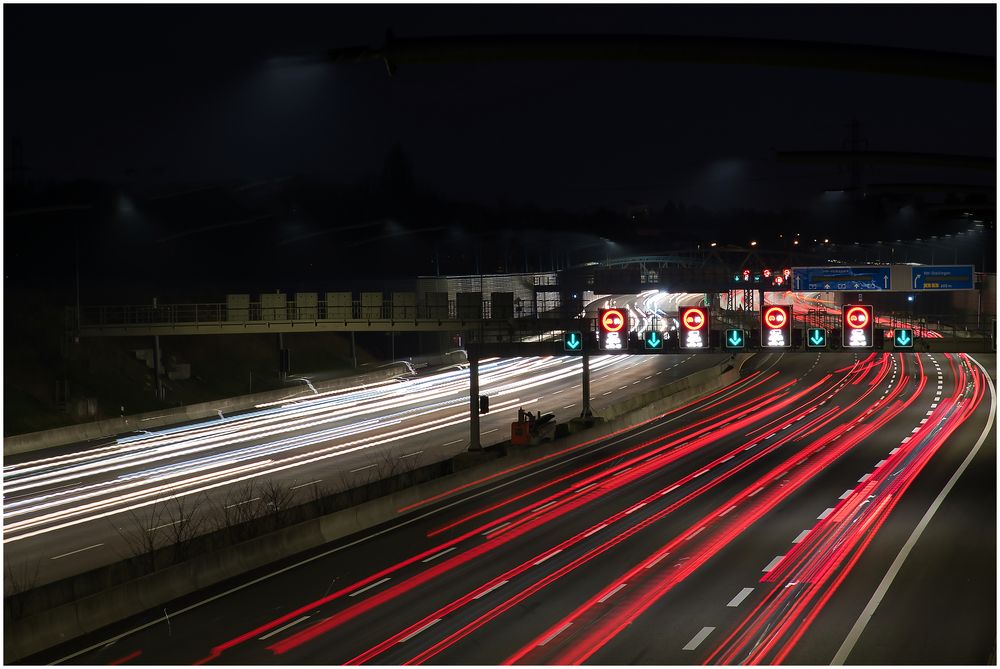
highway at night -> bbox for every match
[38,350,994,665]
[3,351,725,585]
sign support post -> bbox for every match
[468,351,481,451]
[581,348,592,418]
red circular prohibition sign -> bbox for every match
[682,308,706,330]
[763,306,788,329]
[601,309,625,333]
[845,306,871,329]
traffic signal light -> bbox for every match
[893,328,915,349]
[564,331,583,352]
[679,306,709,349]
[842,305,874,348]
[644,329,665,351]
[724,328,746,350]
[479,395,490,414]
[807,327,828,348]
[761,305,792,348]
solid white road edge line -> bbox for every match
[831,354,996,665]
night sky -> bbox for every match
[6,4,995,210]
[3,4,996,299]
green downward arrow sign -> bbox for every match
[896,330,911,346]
[728,330,743,346]
[810,329,825,345]
[647,331,662,348]
[565,332,581,350]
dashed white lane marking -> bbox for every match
[258,615,310,641]
[719,505,737,517]
[533,500,559,513]
[839,489,854,500]
[901,436,911,444]
[584,523,607,538]
[619,385,629,390]
[727,587,755,607]
[875,459,887,468]
[792,529,811,544]
[538,622,573,646]
[762,555,785,572]
[890,448,900,455]
[422,546,457,563]
[442,439,463,447]
[51,543,103,560]
[398,618,441,643]
[482,428,499,435]
[350,464,377,473]
[563,404,577,409]
[473,580,508,599]
[817,507,835,520]
[148,519,186,530]
[926,410,934,416]
[645,550,670,569]
[349,577,391,597]
[534,550,562,565]
[694,469,709,478]
[683,626,716,651]
[748,486,764,497]
[625,502,647,515]
[911,427,921,433]
[931,403,938,408]
[603,391,613,396]
[599,583,628,603]
[290,480,322,490]
[483,521,511,536]
[577,483,598,493]
[401,450,423,459]
[686,526,706,540]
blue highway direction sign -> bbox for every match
[911,265,975,290]
[792,266,891,291]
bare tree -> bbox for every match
[162,493,207,562]
[111,497,170,572]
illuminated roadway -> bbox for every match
[3,352,726,586]
[37,351,995,665]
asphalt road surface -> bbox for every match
[4,352,726,586]
[30,351,994,665]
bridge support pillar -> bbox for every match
[468,352,481,451]
[350,331,358,369]
[278,333,288,381]
[581,349,592,418]
[153,335,163,401]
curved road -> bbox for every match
[31,351,994,665]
